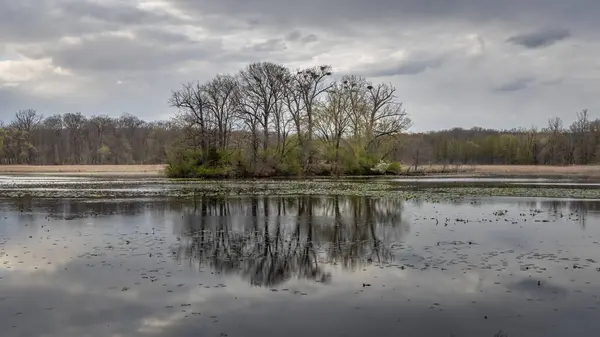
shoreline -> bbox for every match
[3,164,600,178]
[0,165,166,177]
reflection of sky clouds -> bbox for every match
[2,196,600,336]
[138,314,182,334]
[508,278,568,297]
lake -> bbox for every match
[1,177,600,337]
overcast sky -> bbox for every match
[1,0,599,131]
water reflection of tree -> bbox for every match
[176,196,408,287]
[2,197,172,221]
[458,198,600,230]
[523,199,600,229]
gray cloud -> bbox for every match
[301,34,319,44]
[252,38,287,52]
[1,0,600,130]
[541,78,564,86]
[170,0,599,30]
[286,31,302,42]
[285,31,318,44]
[47,35,222,72]
[134,28,194,45]
[507,29,571,48]
[494,77,535,93]
[60,1,175,26]
[366,57,445,77]
[0,1,179,43]
[0,2,94,42]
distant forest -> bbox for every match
[0,62,595,175]
[0,109,174,165]
[401,109,596,167]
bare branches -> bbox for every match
[11,109,43,133]
[315,83,351,143]
[205,74,240,149]
[288,65,334,167]
[169,81,211,150]
[164,62,412,176]
[238,62,289,153]
[169,81,208,127]
[365,82,411,150]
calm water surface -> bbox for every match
[2,194,600,337]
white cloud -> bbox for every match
[0,58,78,97]
[0,58,53,84]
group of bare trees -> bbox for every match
[396,109,598,166]
[169,62,411,175]
[0,109,176,164]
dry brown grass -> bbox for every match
[413,164,600,176]
[2,164,600,178]
[0,165,166,177]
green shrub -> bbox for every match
[274,158,303,176]
[311,162,334,176]
[165,162,235,178]
[387,161,403,174]
[164,141,404,178]
[165,147,236,178]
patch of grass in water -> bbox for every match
[429,186,600,199]
[2,179,599,201]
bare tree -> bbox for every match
[237,79,262,173]
[292,65,334,168]
[364,82,412,157]
[238,62,288,153]
[117,113,146,163]
[11,109,43,134]
[338,78,411,158]
[315,82,351,173]
[525,127,540,165]
[10,109,43,163]
[170,82,210,151]
[272,87,293,159]
[62,113,87,164]
[204,74,240,150]
[283,72,307,160]
[341,75,369,141]
[570,109,590,164]
[89,115,114,164]
[42,115,64,164]
[545,116,564,164]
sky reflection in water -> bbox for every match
[1,196,600,337]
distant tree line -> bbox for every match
[0,109,176,165]
[397,109,597,167]
[2,60,594,175]
[167,62,411,177]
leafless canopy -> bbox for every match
[166,62,411,173]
